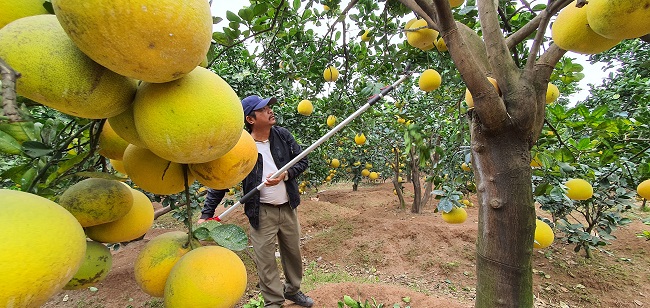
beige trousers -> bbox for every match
[250,203,303,308]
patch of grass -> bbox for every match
[307,220,355,257]
[74,298,104,308]
[301,261,377,292]
[141,298,164,308]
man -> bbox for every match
[198,95,313,308]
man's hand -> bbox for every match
[197,218,207,224]
[264,171,287,186]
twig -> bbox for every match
[0,57,21,122]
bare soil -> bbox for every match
[44,182,650,308]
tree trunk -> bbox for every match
[472,122,536,307]
[410,146,422,213]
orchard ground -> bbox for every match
[44,182,650,308]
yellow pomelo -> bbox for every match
[449,0,465,8]
[546,83,560,104]
[323,66,339,82]
[0,0,49,29]
[323,4,330,11]
[85,188,154,243]
[564,178,593,200]
[406,19,439,50]
[365,162,373,169]
[369,172,379,180]
[110,159,127,175]
[134,231,200,297]
[354,133,366,145]
[64,241,112,290]
[297,99,314,116]
[419,69,442,92]
[58,178,133,227]
[330,158,341,168]
[361,169,370,177]
[435,37,448,52]
[461,162,471,171]
[164,246,247,308]
[534,219,554,249]
[442,207,467,224]
[98,121,130,160]
[637,179,650,200]
[551,1,620,54]
[133,67,243,164]
[52,0,212,83]
[0,15,136,119]
[122,144,196,195]
[586,0,650,40]
[190,130,258,190]
[361,29,370,42]
[465,77,500,108]
[108,105,148,149]
[327,115,337,128]
[0,189,86,307]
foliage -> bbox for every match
[338,295,412,308]
[242,293,265,308]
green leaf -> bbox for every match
[0,121,36,143]
[20,167,37,188]
[45,152,89,186]
[0,130,22,154]
[575,137,592,151]
[212,16,223,24]
[293,0,301,10]
[226,10,241,22]
[22,141,52,158]
[193,227,211,241]
[238,8,254,22]
[209,224,248,251]
[212,32,233,46]
[252,3,268,16]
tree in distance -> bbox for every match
[190,130,258,190]
[418,69,442,92]
[164,246,247,308]
[551,1,620,55]
[0,189,86,308]
[134,231,200,297]
[533,220,554,249]
[52,0,212,83]
[58,178,133,227]
[297,99,314,116]
[564,178,594,200]
[98,121,130,161]
[85,187,155,243]
[122,144,196,195]
[0,15,137,119]
[64,241,112,290]
[323,66,339,82]
[442,206,468,224]
[133,67,244,164]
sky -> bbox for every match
[209,1,609,103]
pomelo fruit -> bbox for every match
[108,106,148,149]
[564,178,593,200]
[85,188,154,243]
[58,178,133,227]
[442,207,467,224]
[323,66,339,82]
[122,144,196,195]
[0,189,86,307]
[52,0,212,83]
[0,0,49,29]
[0,15,136,119]
[164,246,247,307]
[534,219,554,249]
[190,130,258,190]
[586,0,650,40]
[134,231,200,297]
[419,69,442,92]
[98,121,130,160]
[551,1,620,54]
[297,99,314,116]
[64,241,112,290]
[133,67,243,164]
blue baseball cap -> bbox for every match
[242,95,277,116]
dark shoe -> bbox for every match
[284,291,314,307]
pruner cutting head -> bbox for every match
[402,62,413,75]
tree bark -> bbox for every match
[471,121,536,307]
[410,146,422,213]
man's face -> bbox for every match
[253,105,276,125]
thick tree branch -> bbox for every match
[399,0,437,29]
[478,0,519,93]
[533,44,566,82]
[1,57,21,122]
